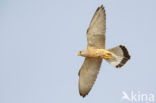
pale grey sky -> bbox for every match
[0,0,156,103]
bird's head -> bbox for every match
[78,50,87,56]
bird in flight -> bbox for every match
[78,5,130,97]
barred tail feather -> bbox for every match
[106,45,130,68]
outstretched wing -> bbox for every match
[87,5,106,49]
[79,5,106,97]
[79,58,102,97]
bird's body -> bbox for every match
[78,5,130,97]
[78,47,111,59]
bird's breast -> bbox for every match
[86,47,108,58]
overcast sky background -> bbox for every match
[0,0,156,103]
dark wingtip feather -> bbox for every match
[96,4,104,12]
[116,45,131,68]
[80,92,88,98]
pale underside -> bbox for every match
[82,47,110,59]
[78,5,106,97]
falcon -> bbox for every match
[78,5,130,97]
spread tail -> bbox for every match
[106,45,130,68]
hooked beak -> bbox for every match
[78,51,81,56]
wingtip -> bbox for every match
[99,4,104,9]
[79,91,89,98]
[95,4,105,13]
[80,93,87,98]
